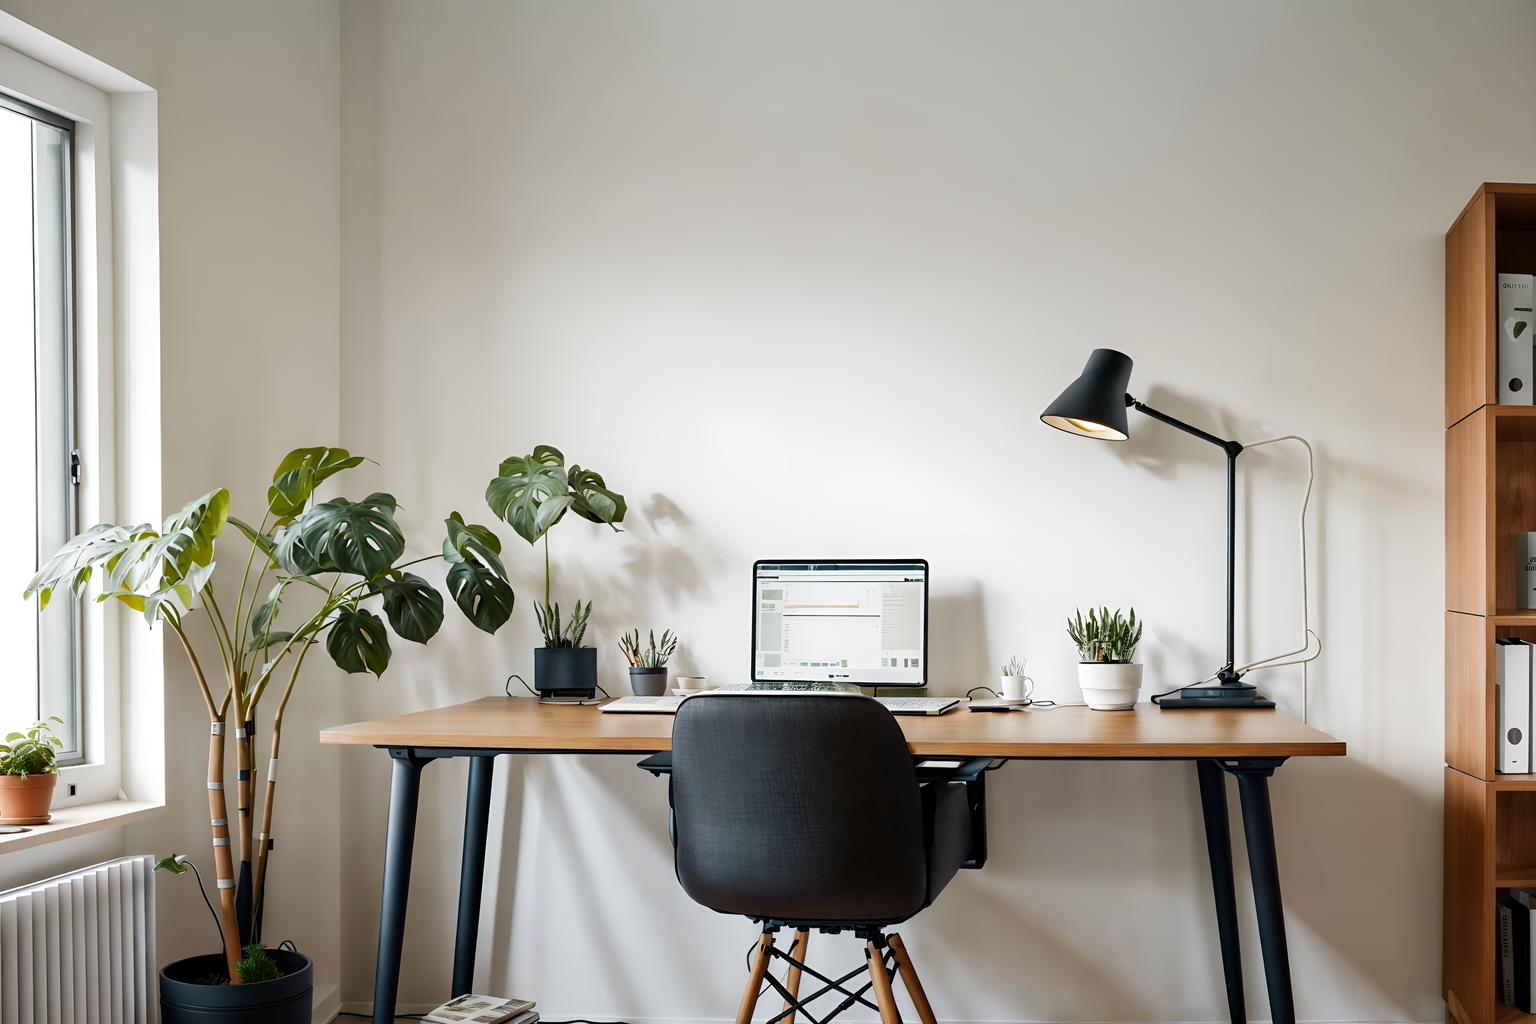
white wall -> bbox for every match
[333,2,1536,1022]
[0,0,346,1014]
[0,2,1525,1022]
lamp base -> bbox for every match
[1155,680,1275,709]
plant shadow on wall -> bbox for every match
[555,492,731,675]
[1090,384,1441,1013]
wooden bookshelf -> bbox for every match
[1446,183,1536,1024]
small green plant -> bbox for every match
[189,947,284,986]
[236,944,282,983]
[0,717,63,777]
[620,628,678,668]
[1067,607,1142,663]
[1001,655,1027,677]
[534,599,592,648]
[484,445,625,649]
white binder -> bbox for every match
[1500,274,1535,404]
[1499,638,1533,773]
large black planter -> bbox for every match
[534,645,597,698]
[160,950,312,1024]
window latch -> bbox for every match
[69,449,80,486]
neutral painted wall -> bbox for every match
[333,2,1536,1021]
[0,0,346,1012]
[1,2,1529,1022]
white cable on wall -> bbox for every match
[1233,434,1321,721]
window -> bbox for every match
[0,92,79,763]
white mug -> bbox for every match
[1000,673,1034,702]
[675,675,709,691]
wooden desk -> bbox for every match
[322,697,1344,1024]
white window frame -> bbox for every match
[0,36,161,811]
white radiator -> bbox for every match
[0,854,157,1024]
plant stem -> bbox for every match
[250,634,315,942]
[205,714,244,983]
[168,617,219,720]
[544,533,551,608]
[233,511,272,645]
[245,579,339,709]
[204,588,238,676]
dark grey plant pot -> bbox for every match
[629,666,668,696]
[160,949,312,1024]
[534,646,597,697]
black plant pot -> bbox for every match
[160,949,312,1024]
[534,646,597,698]
[629,666,668,696]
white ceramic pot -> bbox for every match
[1076,662,1143,710]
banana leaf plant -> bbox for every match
[485,444,625,645]
[24,447,515,983]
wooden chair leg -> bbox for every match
[782,928,810,1024]
[888,934,936,1024]
[866,940,902,1024]
[736,932,774,1024]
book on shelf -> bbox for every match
[1522,533,1536,610]
[1503,895,1517,1004]
[423,994,537,1024]
[1513,890,1536,1011]
[1501,273,1536,405]
[1499,638,1533,774]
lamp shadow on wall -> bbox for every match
[1098,383,1441,1014]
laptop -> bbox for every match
[747,560,956,715]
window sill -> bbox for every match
[0,799,164,854]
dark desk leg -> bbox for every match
[374,749,432,1024]
[452,755,497,997]
[1230,760,1295,1024]
[1196,760,1245,1024]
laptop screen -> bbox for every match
[752,560,928,688]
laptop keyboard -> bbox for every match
[875,696,959,714]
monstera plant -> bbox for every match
[24,447,514,984]
[486,445,624,695]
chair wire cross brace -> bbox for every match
[747,925,919,1024]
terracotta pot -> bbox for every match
[0,772,58,824]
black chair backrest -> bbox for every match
[670,693,927,924]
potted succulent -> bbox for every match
[0,717,64,824]
[1067,607,1144,710]
[620,628,678,695]
[25,445,516,1009]
[484,445,626,698]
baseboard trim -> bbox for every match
[327,1009,1437,1024]
[310,982,341,1024]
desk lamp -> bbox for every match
[1041,348,1272,709]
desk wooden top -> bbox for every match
[319,697,1345,759]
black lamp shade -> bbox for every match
[1040,348,1134,440]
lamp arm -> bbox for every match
[1127,395,1242,457]
[1126,393,1243,684]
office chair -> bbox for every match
[645,693,988,1024]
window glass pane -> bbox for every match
[0,101,76,760]
[32,117,76,759]
[0,106,39,734]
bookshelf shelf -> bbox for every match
[1496,869,1536,888]
[1446,183,1536,1024]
